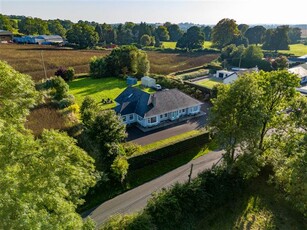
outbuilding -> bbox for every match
[0,30,13,43]
[141,76,156,88]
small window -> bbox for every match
[122,116,126,122]
[182,109,185,112]
[194,106,198,112]
[164,113,168,117]
[150,117,157,123]
[160,114,163,118]
[129,114,134,120]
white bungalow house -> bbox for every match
[215,67,258,84]
[114,87,202,128]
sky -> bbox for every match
[1,0,307,25]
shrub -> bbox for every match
[52,76,69,101]
[58,95,75,109]
[55,67,75,82]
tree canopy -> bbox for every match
[176,26,205,50]
[212,18,240,49]
[66,23,99,48]
[0,61,97,229]
[262,26,290,51]
[90,45,150,78]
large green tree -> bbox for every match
[156,26,170,41]
[48,19,66,37]
[176,26,205,50]
[245,26,266,45]
[262,26,290,51]
[66,23,99,48]
[212,18,240,49]
[288,27,301,44]
[0,61,97,229]
[167,24,183,42]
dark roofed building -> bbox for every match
[115,87,202,128]
[0,30,13,42]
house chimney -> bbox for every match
[152,94,156,106]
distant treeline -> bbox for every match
[0,14,305,50]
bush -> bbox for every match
[55,67,75,82]
[52,76,69,101]
[58,95,75,109]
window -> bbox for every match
[193,106,199,112]
[151,117,157,123]
[129,114,134,120]
[122,116,126,122]
[182,109,185,112]
[164,113,168,118]
[160,114,163,118]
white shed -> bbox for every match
[141,76,156,88]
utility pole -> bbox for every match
[41,51,47,79]
[188,164,194,183]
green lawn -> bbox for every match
[68,77,154,109]
[162,41,213,49]
[195,77,222,89]
[279,43,307,56]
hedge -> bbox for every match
[128,132,210,170]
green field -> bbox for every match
[162,41,213,49]
[279,44,307,56]
[195,77,222,89]
[68,77,154,109]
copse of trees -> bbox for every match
[90,45,150,78]
[262,26,290,51]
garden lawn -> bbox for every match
[279,44,307,56]
[195,77,222,89]
[68,77,154,109]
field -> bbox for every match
[162,41,213,49]
[68,77,155,108]
[0,44,219,81]
[279,43,307,56]
[194,77,222,89]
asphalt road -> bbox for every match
[85,150,224,227]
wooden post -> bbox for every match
[188,164,194,183]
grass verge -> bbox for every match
[136,129,206,155]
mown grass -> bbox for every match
[279,43,307,56]
[195,77,222,89]
[136,129,207,155]
[196,173,306,230]
[68,77,155,108]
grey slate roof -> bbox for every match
[115,87,202,118]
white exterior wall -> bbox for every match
[121,113,136,124]
[223,73,238,84]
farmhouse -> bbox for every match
[288,63,307,85]
[215,67,258,84]
[114,87,202,129]
[0,30,13,43]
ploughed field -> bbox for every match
[0,44,218,81]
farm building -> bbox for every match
[35,35,64,45]
[0,30,13,42]
[141,76,156,88]
[126,77,137,85]
[115,87,202,129]
[13,35,64,44]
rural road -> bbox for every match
[84,150,224,227]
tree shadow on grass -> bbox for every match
[196,173,306,230]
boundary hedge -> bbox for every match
[128,132,210,170]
